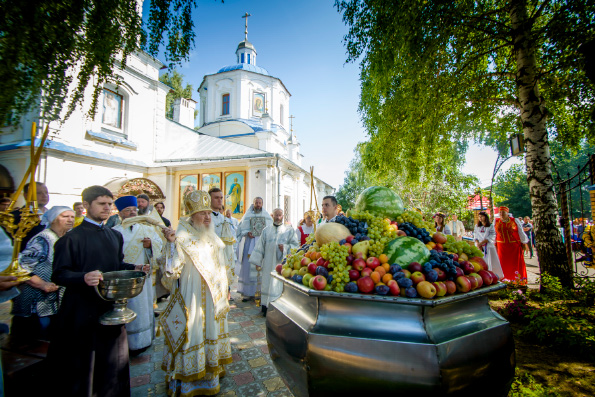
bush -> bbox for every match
[509,371,560,397]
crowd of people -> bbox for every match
[0,181,546,395]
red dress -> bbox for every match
[495,217,527,281]
[298,226,310,245]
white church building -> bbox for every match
[0,33,334,226]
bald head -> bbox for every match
[272,208,284,225]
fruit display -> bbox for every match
[279,186,494,299]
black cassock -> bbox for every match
[49,220,136,397]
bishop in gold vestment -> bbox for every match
[160,190,231,396]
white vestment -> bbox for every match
[473,224,504,278]
[235,207,273,297]
[113,223,163,350]
[212,211,237,285]
[161,219,231,395]
[249,224,299,307]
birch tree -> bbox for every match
[336,0,595,286]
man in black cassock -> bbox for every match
[49,186,149,397]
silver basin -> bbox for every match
[95,270,147,325]
[266,273,515,396]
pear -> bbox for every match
[352,240,371,259]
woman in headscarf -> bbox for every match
[11,206,75,341]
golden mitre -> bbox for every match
[184,190,211,216]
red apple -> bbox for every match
[346,255,354,263]
[402,269,412,278]
[366,256,381,270]
[408,262,422,273]
[307,262,318,275]
[276,264,283,274]
[434,243,443,251]
[343,242,353,254]
[444,280,457,295]
[469,273,483,288]
[354,252,365,260]
[410,271,426,285]
[454,267,465,277]
[477,270,493,286]
[451,253,459,262]
[397,230,408,237]
[432,267,447,281]
[312,275,327,290]
[488,271,500,283]
[470,256,489,270]
[432,281,447,297]
[346,235,355,244]
[301,257,312,267]
[315,258,326,268]
[456,276,472,293]
[357,276,375,293]
[467,275,479,290]
[416,281,437,298]
[353,258,366,271]
[361,267,373,278]
[461,261,475,275]
[387,279,401,296]
[348,269,360,281]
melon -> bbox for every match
[354,186,404,219]
[314,223,351,246]
[384,237,431,266]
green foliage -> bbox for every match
[494,164,533,217]
[159,70,196,120]
[336,146,479,214]
[0,0,209,126]
[514,274,595,360]
[509,371,561,397]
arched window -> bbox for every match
[222,94,230,115]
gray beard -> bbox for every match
[138,207,149,215]
[253,208,262,214]
[273,221,283,226]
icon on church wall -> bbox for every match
[253,92,265,115]
[201,173,221,192]
[224,171,245,219]
[102,89,123,129]
[180,175,198,217]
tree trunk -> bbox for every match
[510,0,572,287]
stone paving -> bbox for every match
[128,284,294,397]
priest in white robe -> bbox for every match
[112,195,164,352]
[160,190,231,396]
[249,208,299,315]
[235,197,272,301]
[209,188,237,292]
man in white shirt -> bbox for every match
[447,214,465,241]
[318,196,339,226]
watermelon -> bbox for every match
[384,237,431,266]
[354,186,404,219]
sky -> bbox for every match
[148,0,522,190]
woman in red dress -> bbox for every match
[297,212,315,245]
[495,206,529,281]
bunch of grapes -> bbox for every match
[396,210,436,232]
[423,250,459,281]
[320,241,350,292]
[397,222,432,244]
[348,210,397,257]
[332,215,368,236]
[305,232,316,245]
[443,235,484,258]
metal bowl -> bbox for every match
[95,270,146,301]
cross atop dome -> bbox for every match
[236,12,258,67]
[242,12,251,41]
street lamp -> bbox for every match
[509,133,525,157]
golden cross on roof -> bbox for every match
[289,114,295,132]
[242,12,251,41]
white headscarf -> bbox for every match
[41,206,74,228]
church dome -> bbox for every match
[237,39,256,52]
[217,63,269,75]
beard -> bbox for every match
[253,207,262,214]
[138,206,149,215]
[191,220,224,248]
